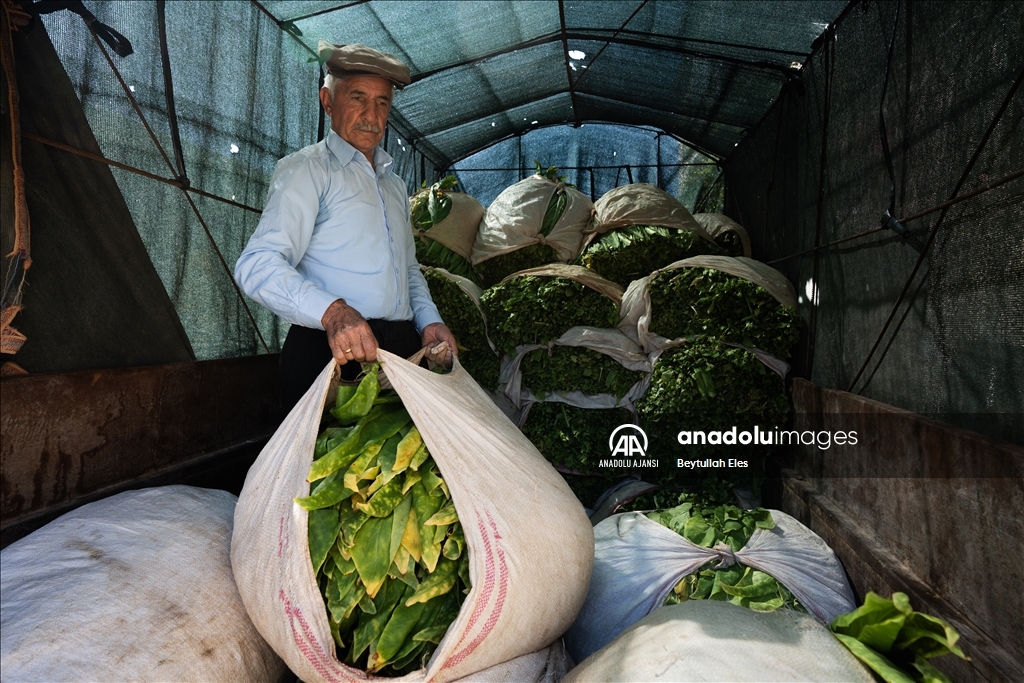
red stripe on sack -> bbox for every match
[278,515,286,557]
[441,510,509,670]
[280,589,356,683]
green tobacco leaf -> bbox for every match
[391,428,423,478]
[406,555,459,606]
[375,430,405,486]
[331,539,356,575]
[425,502,458,526]
[296,471,354,510]
[308,409,383,481]
[832,633,917,683]
[326,570,359,623]
[682,514,718,547]
[351,515,394,598]
[343,442,384,492]
[372,589,428,668]
[389,494,413,563]
[308,507,341,574]
[332,367,380,423]
[340,505,369,548]
[910,654,955,683]
[412,623,451,644]
[350,580,405,664]
[355,475,406,518]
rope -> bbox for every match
[1,1,30,364]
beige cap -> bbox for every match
[318,41,411,88]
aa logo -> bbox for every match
[608,424,648,458]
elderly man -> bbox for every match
[235,43,456,409]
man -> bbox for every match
[235,42,456,409]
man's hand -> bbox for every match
[421,323,458,368]
[322,299,377,366]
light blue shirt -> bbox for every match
[235,131,442,333]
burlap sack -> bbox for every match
[500,327,651,410]
[415,192,486,262]
[590,184,711,238]
[472,175,594,265]
[693,212,752,257]
[0,486,287,682]
[565,509,857,663]
[619,255,797,353]
[231,351,594,683]
[564,601,874,683]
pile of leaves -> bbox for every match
[410,176,479,284]
[474,163,572,287]
[300,365,470,675]
[481,275,620,355]
[422,269,500,390]
[580,225,725,286]
[636,338,790,459]
[830,592,967,683]
[647,494,802,613]
[647,267,800,358]
[520,345,643,399]
[520,402,634,507]
[475,242,563,289]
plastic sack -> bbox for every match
[230,351,594,683]
[589,183,710,237]
[0,486,287,683]
[564,509,856,663]
[472,175,593,266]
[500,326,651,410]
[618,255,798,354]
[414,192,486,263]
[564,601,874,683]
[693,212,752,258]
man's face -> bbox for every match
[320,74,393,161]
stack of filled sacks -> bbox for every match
[481,264,647,508]
[472,164,593,287]
[578,183,726,287]
[564,488,967,682]
[619,255,800,467]
[421,266,501,390]
[410,175,486,286]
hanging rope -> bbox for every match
[1,0,32,376]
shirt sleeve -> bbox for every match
[403,195,444,333]
[234,153,339,330]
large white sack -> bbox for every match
[564,509,856,663]
[0,485,287,683]
[231,351,594,683]
[472,175,593,265]
[564,601,875,683]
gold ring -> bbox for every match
[343,348,352,354]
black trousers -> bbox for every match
[278,319,421,412]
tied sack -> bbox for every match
[564,601,874,683]
[0,486,287,682]
[472,175,593,267]
[564,509,856,663]
[231,350,594,683]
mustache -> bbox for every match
[353,122,382,134]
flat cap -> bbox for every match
[318,41,411,88]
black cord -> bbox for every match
[878,1,905,234]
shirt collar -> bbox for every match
[326,129,394,176]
